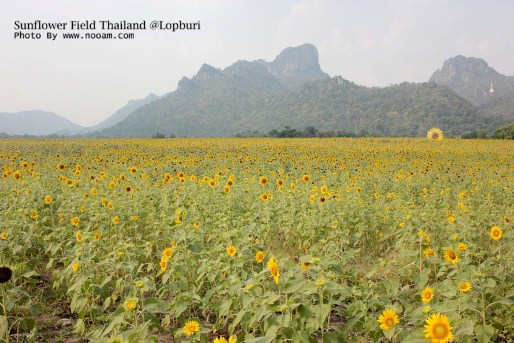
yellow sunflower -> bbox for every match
[162,247,173,259]
[255,251,265,263]
[124,298,138,311]
[459,282,472,293]
[490,226,503,240]
[71,216,80,226]
[443,249,459,264]
[260,193,270,201]
[423,313,453,343]
[377,309,399,330]
[427,127,444,140]
[267,258,280,284]
[259,176,268,185]
[421,287,434,303]
[159,256,168,271]
[423,248,437,258]
[226,246,237,257]
[183,320,199,336]
[456,242,468,251]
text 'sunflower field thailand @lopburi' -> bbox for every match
[0,137,513,342]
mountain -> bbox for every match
[429,55,514,105]
[266,43,330,89]
[80,93,160,133]
[0,110,83,136]
[95,44,330,137]
[92,46,513,138]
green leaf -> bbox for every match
[475,324,495,343]
[143,297,170,313]
[218,299,232,317]
[74,318,85,336]
[453,318,474,337]
[173,301,188,318]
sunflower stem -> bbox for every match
[1,284,8,343]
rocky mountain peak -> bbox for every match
[268,43,330,88]
[429,55,513,105]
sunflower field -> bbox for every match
[0,137,513,343]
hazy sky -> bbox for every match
[1,0,514,127]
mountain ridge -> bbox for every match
[95,45,513,138]
[0,110,83,136]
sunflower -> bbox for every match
[424,313,453,343]
[0,266,12,283]
[302,174,310,182]
[427,128,444,140]
[255,251,265,263]
[112,216,120,225]
[443,249,459,264]
[377,309,399,330]
[124,186,132,192]
[226,246,237,257]
[31,210,38,220]
[162,247,173,259]
[0,232,7,240]
[259,176,268,185]
[13,170,21,180]
[421,287,435,303]
[124,298,138,311]
[423,248,437,258]
[459,282,472,293]
[159,256,168,271]
[290,183,296,191]
[75,231,82,243]
[44,195,52,204]
[456,243,468,251]
[267,258,280,284]
[71,262,79,272]
[183,320,200,336]
[93,231,101,240]
[490,225,503,240]
[71,216,80,226]
[260,193,269,201]
[223,185,231,193]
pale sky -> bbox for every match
[1,0,514,127]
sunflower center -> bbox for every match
[433,323,448,338]
[386,318,394,327]
[431,132,439,139]
[449,251,456,259]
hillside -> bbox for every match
[94,45,503,138]
[80,93,160,133]
[0,110,83,136]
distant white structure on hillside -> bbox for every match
[489,82,495,93]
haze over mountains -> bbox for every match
[0,110,83,136]
[2,44,514,138]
